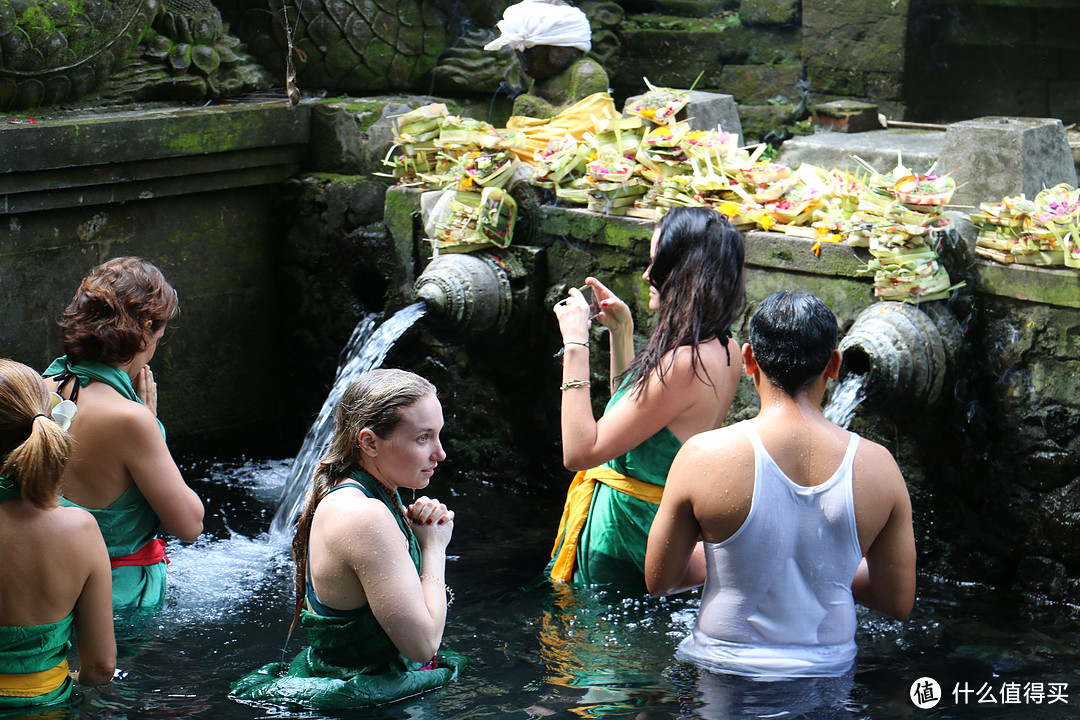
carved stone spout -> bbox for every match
[414,252,514,341]
[839,301,963,412]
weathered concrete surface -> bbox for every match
[937,117,1078,208]
[776,127,943,176]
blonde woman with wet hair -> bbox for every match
[231,369,467,710]
[0,359,115,708]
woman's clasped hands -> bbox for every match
[408,496,454,532]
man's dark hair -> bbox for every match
[748,290,838,397]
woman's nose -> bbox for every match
[433,440,447,462]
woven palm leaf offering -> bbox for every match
[636,122,692,178]
[713,198,776,232]
[853,154,912,221]
[431,191,483,252]
[863,252,954,302]
[437,115,496,152]
[382,103,451,185]
[681,128,739,164]
[625,77,693,125]
[534,134,590,186]
[763,183,823,226]
[1036,184,1080,268]
[477,187,517,249]
[460,150,519,190]
[812,204,874,247]
[894,173,956,207]
[656,175,696,208]
[825,169,866,215]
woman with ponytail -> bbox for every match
[231,369,466,710]
[45,257,204,610]
[549,206,747,590]
[0,359,116,707]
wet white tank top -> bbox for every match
[676,425,863,677]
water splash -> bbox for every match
[824,374,868,429]
[269,302,427,540]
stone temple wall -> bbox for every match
[1,96,1077,600]
[616,0,1080,140]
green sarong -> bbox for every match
[230,466,468,709]
[46,357,168,610]
[230,611,468,710]
[550,380,683,590]
[0,615,74,708]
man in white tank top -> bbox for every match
[645,291,915,678]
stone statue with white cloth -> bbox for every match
[485,0,610,119]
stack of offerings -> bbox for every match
[383,104,450,185]
[811,169,873,247]
[425,116,522,254]
[582,113,648,216]
[857,158,958,302]
[971,184,1080,269]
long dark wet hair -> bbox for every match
[289,369,436,632]
[618,206,746,397]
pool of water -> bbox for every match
[28,456,1078,720]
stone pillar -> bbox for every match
[936,117,1078,208]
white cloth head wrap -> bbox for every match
[483,0,592,54]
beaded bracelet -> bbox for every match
[420,574,455,607]
[560,379,591,391]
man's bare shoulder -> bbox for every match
[673,422,754,474]
[853,436,902,472]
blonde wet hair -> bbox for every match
[290,369,437,628]
[0,359,71,508]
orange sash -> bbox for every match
[548,465,664,583]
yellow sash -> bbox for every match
[549,465,664,583]
[0,659,69,698]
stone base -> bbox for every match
[811,99,882,133]
[937,117,1078,208]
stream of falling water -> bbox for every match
[268,302,427,539]
[823,373,868,429]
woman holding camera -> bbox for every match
[549,206,746,590]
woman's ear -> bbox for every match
[357,428,379,458]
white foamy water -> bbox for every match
[269,302,427,539]
[824,373,868,429]
[164,532,291,625]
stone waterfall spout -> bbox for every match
[414,252,518,341]
[839,302,964,412]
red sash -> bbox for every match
[110,538,169,568]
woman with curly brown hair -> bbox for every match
[45,257,204,609]
[0,359,115,707]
